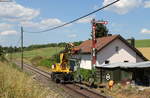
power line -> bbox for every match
[24,0,120,33]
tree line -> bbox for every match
[0,41,83,54]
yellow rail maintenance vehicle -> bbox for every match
[51,44,74,83]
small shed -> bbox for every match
[96,61,150,86]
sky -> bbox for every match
[0,0,150,46]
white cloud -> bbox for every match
[0,23,13,30]
[141,28,150,34]
[67,34,77,38]
[41,18,64,26]
[0,30,17,35]
[103,0,142,14]
[21,21,40,28]
[144,1,150,8]
[0,2,40,22]
[21,18,65,30]
[77,16,95,23]
[0,0,11,1]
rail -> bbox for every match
[14,61,107,98]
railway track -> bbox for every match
[14,61,107,98]
[64,84,107,98]
[14,61,51,79]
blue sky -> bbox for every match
[0,0,150,46]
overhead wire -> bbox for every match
[24,0,120,33]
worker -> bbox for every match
[108,80,114,90]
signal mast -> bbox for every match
[91,19,108,75]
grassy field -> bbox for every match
[0,62,58,98]
[10,47,64,59]
[135,39,150,48]
[6,47,64,68]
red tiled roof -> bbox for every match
[74,35,148,61]
[75,35,119,53]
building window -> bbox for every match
[105,60,109,64]
[115,46,119,52]
[124,61,129,63]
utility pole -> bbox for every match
[10,47,12,62]
[21,27,24,70]
[91,19,108,83]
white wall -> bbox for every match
[80,54,92,69]
[76,38,144,69]
[96,39,144,66]
[136,55,144,62]
[71,54,92,69]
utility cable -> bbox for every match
[24,0,120,33]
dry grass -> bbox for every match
[37,66,52,72]
[0,62,57,98]
[98,84,150,98]
[137,47,150,60]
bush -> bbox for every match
[40,58,52,68]
[0,56,8,62]
[30,55,59,68]
[39,53,61,68]
[30,56,43,66]
[80,68,92,81]
[74,68,93,82]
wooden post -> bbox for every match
[21,27,23,70]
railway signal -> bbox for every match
[91,19,108,83]
[91,19,108,69]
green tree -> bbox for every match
[90,21,108,39]
[0,46,3,56]
[95,23,108,38]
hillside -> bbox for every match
[135,39,150,48]
[10,47,64,59]
[7,47,64,68]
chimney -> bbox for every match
[131,37,135,47]
[107,34,112,36]
[127,37,135,47]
